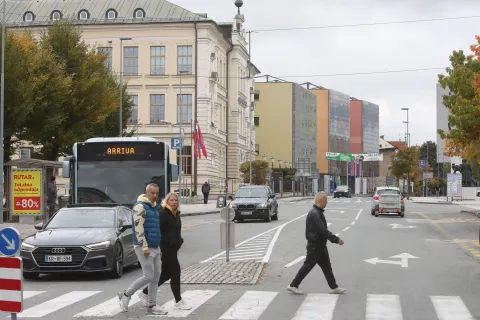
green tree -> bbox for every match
[419,141,438,175]
[2,31,38,163]
[19,21,132,160]
[389,146,420,196]
[239,160,270,185]
[438,35,480,165]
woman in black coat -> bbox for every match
[138,192,191,311]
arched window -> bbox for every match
[106,9,117,20]
[78,10,89,20]
[23,11,34,22]
[134,8,145,19]
[51,10,62,21]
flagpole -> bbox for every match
[191,120,193,194]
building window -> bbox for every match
[23,12,34,22]
[98,47,112,72]
[177,146,192,175]
[150,46,165,75]
[128,95,138,124]
[150,94,165,124]
[78,10,89,20]
[51,10,62,21]
[177,94,192,124]
[134,8,145,19]
[123,47,138,76]
[106,9,117,20]
[254,116,259,126]
[177,45,192,74]
[20,148,31,159]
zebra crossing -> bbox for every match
[2,289,476,319]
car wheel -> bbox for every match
[110,243,124,279]
[23,272,39,280]
[264,209,271,222]
[272,210,279,221]
[400,212,405,218]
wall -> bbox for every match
[350,100,363,154]
[312,89,329,173]
[254,82,293,166]
[361,101,380,178]
[436,83,451,163]
[292,84,317,169]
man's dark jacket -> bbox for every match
[159,206,183,253]
[305,205,340,245]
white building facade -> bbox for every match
[6,0,259,195]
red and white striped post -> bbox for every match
[0,256,23,319]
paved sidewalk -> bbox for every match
[1,195,313,240]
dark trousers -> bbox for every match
[203,193,209,204]
[143,250,182,302]
[290,242,338,289]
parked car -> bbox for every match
[20,204,139,279]
[334,185,351,198]
[371,186,405,217]
[228,185,278,222]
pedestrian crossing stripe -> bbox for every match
[5,289,476,319]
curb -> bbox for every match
[460,210,480,217]
[411,201,455,205]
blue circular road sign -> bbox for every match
[0,227,21,256]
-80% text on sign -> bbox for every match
[13,197,41,211]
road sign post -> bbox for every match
[220,207,235,262]
[0,227,23,319]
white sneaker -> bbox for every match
[146,306,168,315]
[175,300,192,310]
[137,291,148,306]
[117,292,131,312]
[330,287,346,294]
[286,285,304,295]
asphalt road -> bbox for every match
[3,197,480,319]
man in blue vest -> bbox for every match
[118,183,168,315]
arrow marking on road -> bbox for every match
[364,253,419,268]
[1,233,16,250]
[389,223,417,229]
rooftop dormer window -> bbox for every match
[134,8,145,19]
[79,10,89,20]
[23,11,34,22]
[51,10,62,21]
[106,9,117,20]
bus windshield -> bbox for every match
[77,160,165,205]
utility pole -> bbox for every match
[0,0,6,224]
[248,30,253,186]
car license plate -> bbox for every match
[241,211,252,215]
[45,255,72,262]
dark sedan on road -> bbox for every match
[334,185,351,198]
[229,186,278,222]
[20,204,139,279]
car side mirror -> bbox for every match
[228,195,234,201]
[34,223,44,230]
[268,194,275,199]
[119,222,132,232]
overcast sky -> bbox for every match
[174,0,480,146]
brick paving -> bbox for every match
[180,261,266,285]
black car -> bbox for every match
[334,185,351,198]
[20,204,139,279]
[228,186,278,222]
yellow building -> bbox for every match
[254,78,317,174]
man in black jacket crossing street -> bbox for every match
[287,191,346,295]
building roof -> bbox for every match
[6,0,210,27]
[379,137,395,150]
[388,141,407,150]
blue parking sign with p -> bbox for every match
[171,138,182,150]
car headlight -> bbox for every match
[85,241,111,250]
[257,203,268,208]
[229,203,237,208]
[21,242,36,252]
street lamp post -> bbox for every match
[161,120,186,203]
[262,154,267,161]
[119,36,132,137]
[270,156,275,168]
[401,107,409,147]
[0,0,5,224]
[177,69,189,203]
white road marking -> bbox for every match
[158,290,219,317]
[366,294,403,320]
[291,293,338,320]
[18,291,100,318]
[74,293,141,317]
[284,256,306,268]
[219,291,278,320]
[342,227,350,232]
[431,296,474,320]
[202,213,308,263]
[355,209,363,220]
[335,233,340,236]
[351,221,356,225]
